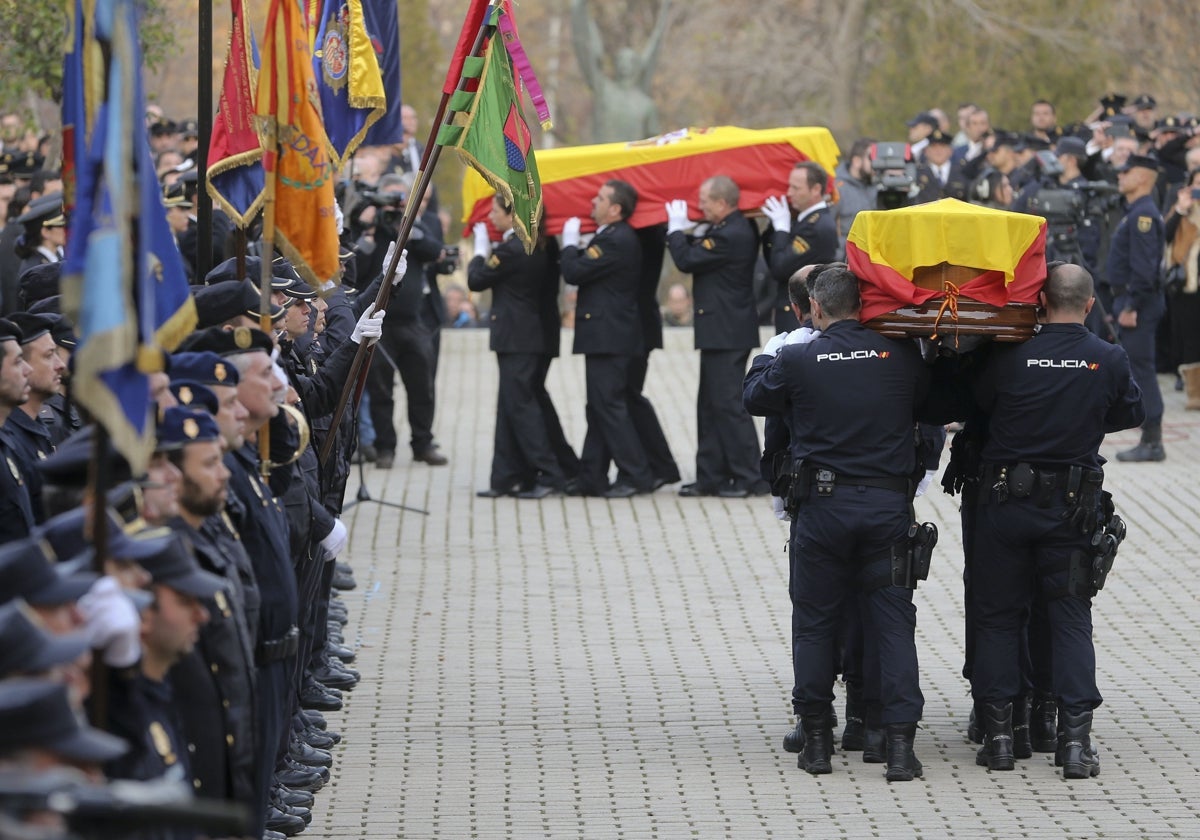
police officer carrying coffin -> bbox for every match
[967,264,1143,777]
[743,267,930,782]
[1108,154,1167,462]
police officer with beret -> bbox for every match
[2,312,62,523]
[0,317,35,543]
[1108,154,1167,461]
[743,266,929,781]
[967,264,1143,777]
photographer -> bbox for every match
[833,138,878,259]
[1014,138,1104,275]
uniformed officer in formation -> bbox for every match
[666,175,768,498]
[743,266,930,782]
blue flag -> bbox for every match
[62,0,196,475]
[313,0,387,168]
[359,0,403,147]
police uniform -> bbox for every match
[1107,180,1165,449]
[762,204,838,331]
[561,219,654,494]
[668,209,764,495]
[968,322,1144,774]
[743,317,929,776]
[3,404,53,523]
[0,427,34,544]
[534,238,580,481]
[468,231,568,494]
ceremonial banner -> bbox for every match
[256,0,341,286]
[437,4,542,251]
[359,0,404,147]
[313,0,386,167]
[461,125,842,235]
[63,0,196,475]
[845,198,1047,321]
[207,0,265,228]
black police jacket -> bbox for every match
[973,323,1145,471]
[667,210,760,351]
[0,429,35,543]
[762,206,839,312]
[538,236,564,358]
[562,221,644,356]
[635,225,668,352]
[467,234,556,355]
[2,409,52,523]
[1106,193,1165,312]
[743,318,929,477]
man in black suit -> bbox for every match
[469,196,571,498]
[665,175,767,497]
[913,129,970,204]
[561,180,655,498]
[760,161,839,331]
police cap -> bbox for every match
[168,350,240,387]
[17,262,61,308]
[38,426,133,489]
[177,324,274,357]
[1154,115,1183,134]
[157,406,221,451]
[0,318,22,345]
[193,280,284,327]
[36,506,174,572]
[989,130,1020,150]
[179,118,199,138]
[27,294,61,316]
[5,312,52,345]
[1017,133,1052,152]
[1132,93,1156,111]
[138,532,226,599]
[0,679,129,763]
[0,603,90,677]
[169,381,220,413]
[15,192,63,226]
[1098,93,1126,117]
[905,111,938,130]
[44,313,76,349]
[925,128,952,146]
[1055,136,1089,162]
[9,152,44,179]
[203,256,294,291]
[163,181,193,210]
[0,538,97,608]
[1115,154,1159,174]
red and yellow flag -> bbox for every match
[255,0,340,286]
[845,198,1047,321]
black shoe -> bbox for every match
[301,709,327,730]
[782,721,804,753]
[374,450,395,470]
[269,795,312,826]
[326,642,356,664]
[300,683,343,712]
[285,757,329,784]
[862,728,885,763]
[841,688,866,751]
[678,483,716,498]
[517,483,562,500]
[1031,690,1057,753]
[265,805,306,836]
[264,830,288,840]
[602,482,639,499]
[331,568,357,591]
[717,484,750,499]
[1056,709,1100,779]
[976,702,1016,771]
[413,446,448,466]
[351,444,377,465]
[799,713,834,775]
[884,723,923,782]
[276,786,315,809]
[1115,442,1165,462]
[313,662,359,691]
[1013,694,1033,759]
[967,703,983,744]
[301,726,336,750]
[476,487,507,498]
[290,738,333,768]
[564,478,601,497]
[275,762,324,793]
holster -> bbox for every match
[1065,513,1125,598]
[889,521,939,590]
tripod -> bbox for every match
[342,341,429,515]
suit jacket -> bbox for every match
[913,161,970,204]
[667,210,760,351]
[561,220,644,356]
[468,234,557,354]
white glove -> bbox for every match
[352,303,387,345]
[382,242,408,285]
[786,327,821,345]
[334,202,345,236]
[320,518,349,559]
[772,495,790,521]
[78,577,142,668]
[761,194,792,231]
[562,217,582,249]
[665,199,690,234]
[762,331,789,357]
[914,468,937,498]
[473,223,491,259]
[271,358,290,404]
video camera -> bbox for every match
[353,187,407,229]
[870,142,918,210]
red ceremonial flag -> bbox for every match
[442,0,513,95]
[255,0,341,287]
[207,0,265,228]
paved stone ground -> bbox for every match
[312,328,1200,839]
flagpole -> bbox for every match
[197,0,214,280]
[318,1,501,467]
[258,174,276,475]
[87,424,112,729]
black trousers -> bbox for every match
[620,352,680,484]
[366,320,436,454]
[696,348,761,489]
[536,356,579,479]
[489,353,565,490]
[579,354,653,491]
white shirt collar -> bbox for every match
[502,228,515,241]
[796,200,828,225]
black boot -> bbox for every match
[884,723,923,782]
[799,713,833,775]
[975,702,1016,771]
[1116,423,1166,462]
[841,684,865,751]
[1055,709,1100,779]
[862,704,885,764]
[1031,690,1057,753]
[967,702,983,744]
[782,720,804,754]
[1013,694,1033,759]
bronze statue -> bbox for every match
[570,0,673,144]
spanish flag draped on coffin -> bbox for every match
[845,199,1048,335]
[460,125,841,234]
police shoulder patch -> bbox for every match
[792,237,810,254]
[700,238,715,250]
[485,254,501,269]
[586,245,603,259]
[1137,216,1152,233]
[807,212,820,224]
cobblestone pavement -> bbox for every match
[314,328,1200,839]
